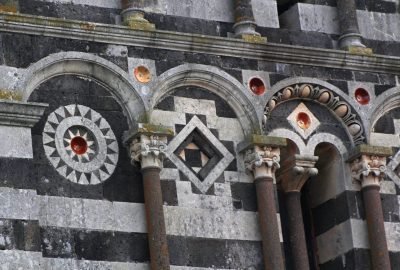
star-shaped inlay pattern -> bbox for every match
[43,104,119,185]
[167,116,234,194]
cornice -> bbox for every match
[0,100,48,127]
[1,12,400,74]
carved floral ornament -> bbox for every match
[130,135,168,164]
[351,154,387,186]
[244,146,281,171]
[263,84,365,145]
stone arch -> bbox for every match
[268,128,306,154]
[265,77,366,146]
[370,86,400,132]
[150,63,261,135]
[18,51,146,128]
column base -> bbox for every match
[239,34,267,43]
[122,9,155,31]
[346,46,373,56]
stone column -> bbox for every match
[121,0,155,30]
[233,0,266,42]
[239,135,286,270]
[349,145,392,270]
[337,0,371,54]
[277,155,318,270]
[126,123,174,270]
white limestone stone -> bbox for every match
[224,171,254,183]
[160,168,180,181]
[206,116,245,142]
[36,0,122,9]
[174,96,217,116]
[280,3,400,42]
[175,181,233,210]
[0,250,41,270]
[380,180,397,194]
[164,205,261,241]
[0,187,39,220]
[317,219,369,264]
[370,133,400,148]
[39,196,147,233]
[0,65,25,91]
[150,110,186,129]
[0,126,34,158]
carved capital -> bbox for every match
[130,134,168,169]
[244,145,281,180]
[277,155,318,192]
[348,145,392,188]
[351,154,387,188]
[124,123,174,170]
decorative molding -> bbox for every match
[0,100,48,127]
[264,83,365,145]
[1,12,400,75]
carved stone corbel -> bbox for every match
[277,155,319,193]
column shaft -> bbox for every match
[233,0,261,38]
[285,191,310,270]
[337,0,359,35]
[142,167,170,270]
[255,177,285,270]
[362,185,391,270]
[122,0,157,9]
[337,0,365,48]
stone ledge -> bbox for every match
[0,100,48,127]
[348,144,393,162]
[238,134,287,152]
[1,12,400,75]
[124,123,174,145]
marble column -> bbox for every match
[337,0,370,53]
[239,135,286,270]
[277,154,318,270]
[121,0,155,30]
[126,123,174,270]
[350,145,392,270]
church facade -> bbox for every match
[0,0,399,269]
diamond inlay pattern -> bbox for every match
[167,116,234,193]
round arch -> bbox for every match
[370,86,400,131]
[265,77,367,147]
[18,52,147,128]
[150,64,261,136]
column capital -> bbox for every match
[239,135,286,180]
[349,145,392,188]
[277,155,318,192]
[124,123,174,169]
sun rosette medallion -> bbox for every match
[43,104,119,185]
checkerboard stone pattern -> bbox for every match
[152,86,245,210]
